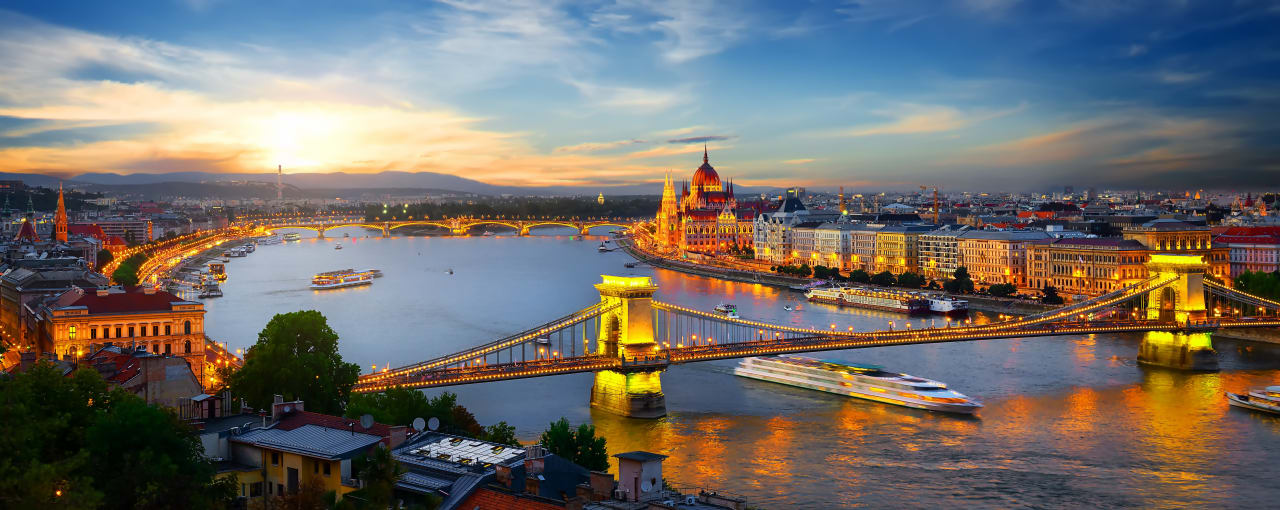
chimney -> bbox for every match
[142,285,156,295]
[96,288,109,297]
[588,471,615,501]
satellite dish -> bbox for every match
[412,417,426,432]
[427,416,441,431]
[282,405,292,413]
[640,480,653,493]
[359,414,374,429]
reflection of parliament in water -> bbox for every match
[353,254,1280,418]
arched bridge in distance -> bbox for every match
[239,214,636,237]
[354,253,1280,418]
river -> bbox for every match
[203,227,1280,508]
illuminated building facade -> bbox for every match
[1026,238,1150,297]
[1122,219,1229,282]
[1214,226,1280,278]
[957,230,1051,287]
[654,149,759,255]
[39,286,215,389]
[873,224,935,274]
[919,225,972,280]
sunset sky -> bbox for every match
[1,1,1277,190]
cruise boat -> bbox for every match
[714,303,740,319]
[257,234,283,245]
[228,247,247,257]
[208,262,227,281]
[928,295,969,315]
[734,356,982,414]
[597,242,609,252]
[805,285,930,314]
[358,268,384,278]
[310,269,375,290]
[1227,386,1280,415]
[283,233,302,242]
[244,242,256,253]
[334,243,343,250]
[198,282,223,299]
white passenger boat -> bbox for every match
[334,243,343,250]
[928,295,969,315]
[1227,386,1280,415]
[257,234,283,245]
[806,285,930,314]
[310,269,375,290]
[283,233,301,242]
[714,303,740,319]
[734,356,983,414]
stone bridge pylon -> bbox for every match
[1138,254,1217,371]
[589,275,667,418]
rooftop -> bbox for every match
[231,424,382,460]
[613,451,668,462]
[52,286,197,315]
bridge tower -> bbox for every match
[1138,254,1217,371]
[589,275,666,418]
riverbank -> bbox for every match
[618,237,1054,315]
[1215,328,1280,345]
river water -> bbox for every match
[204,228,1280,509]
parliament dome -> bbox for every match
[691,147,721,189]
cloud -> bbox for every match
[838,102,1026,137]
[567,80,689,112]
[1156,70,1208,84]
[591,0,752,63]
[667,135,733,144]
[554,139,647,153]
[782,158,815,165]
[1126,43,1148,57]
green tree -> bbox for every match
[482,421,521,447]
[1235,270,1280,301]
[85,396,236,510]
[356,445,404,510]
[95,249,114,269]
[848,269,870,283]
[1041,285,1065,305]
[871,271,896,287]
[943,266,975,294]
[987,283,1018,297]
[896,272,925,288]
[110,253,148,287]
[540,418,608,471]
[229,310,360,415]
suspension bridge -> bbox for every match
[354,253,1280,418]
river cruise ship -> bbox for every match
[734,356,982,414]
[310,268,377,290]
[928,295,969,315]
[805,285,930,314]
[283,233,301,241]
[1227,386,1280,416]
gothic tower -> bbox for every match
[55,182,68,242]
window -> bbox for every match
[165,325,171,335]
[164,343,171,355]
[323,462,330,476]
[184,321,191,335]
[152,344,159,353]
[153,325,159,336]
[68,326,76,341]
[250,482,262,497]
[271,452,280,465]
[184,340,191,354]
[115,327,121,338]
[90,328,97,339]
[128,326,135,338]
[313,461,319,474]
[139,325,145,337]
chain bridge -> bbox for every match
[354,254,1280,418]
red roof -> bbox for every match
[69,224,109,241]
[1216,234,1280,246]
[274,410,397,445]
[105,235,127,247]
[60,287,189,314]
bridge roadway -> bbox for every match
[352,318,1280,392]
[240,214,635,236]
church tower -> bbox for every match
[55,182,68,242]
[656,171,680,249]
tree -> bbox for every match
[229,311,360,415]
[871,271,896,287]
[988,283,1017,297]
[1041,285,1064,305]
[848,269,870,284]
[482,422,521,447]
[356,445,403,509]
[85,396,237,510]
[110,254,148,287]
[896,272,925,288]
[95,249,113,269]
[540,418,608,471]
[1235,270,1280,301]
[943,266,975,294]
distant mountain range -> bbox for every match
[0,171,776,197]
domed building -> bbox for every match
[655,148,764,255]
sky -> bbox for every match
[0,0,1278,191]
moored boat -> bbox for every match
[734,355,982,414]
[1227,386,1280,415]
[928,295,969,315]
[805,285,930,314]
[714,303,740,319]
[283,233,301,242]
